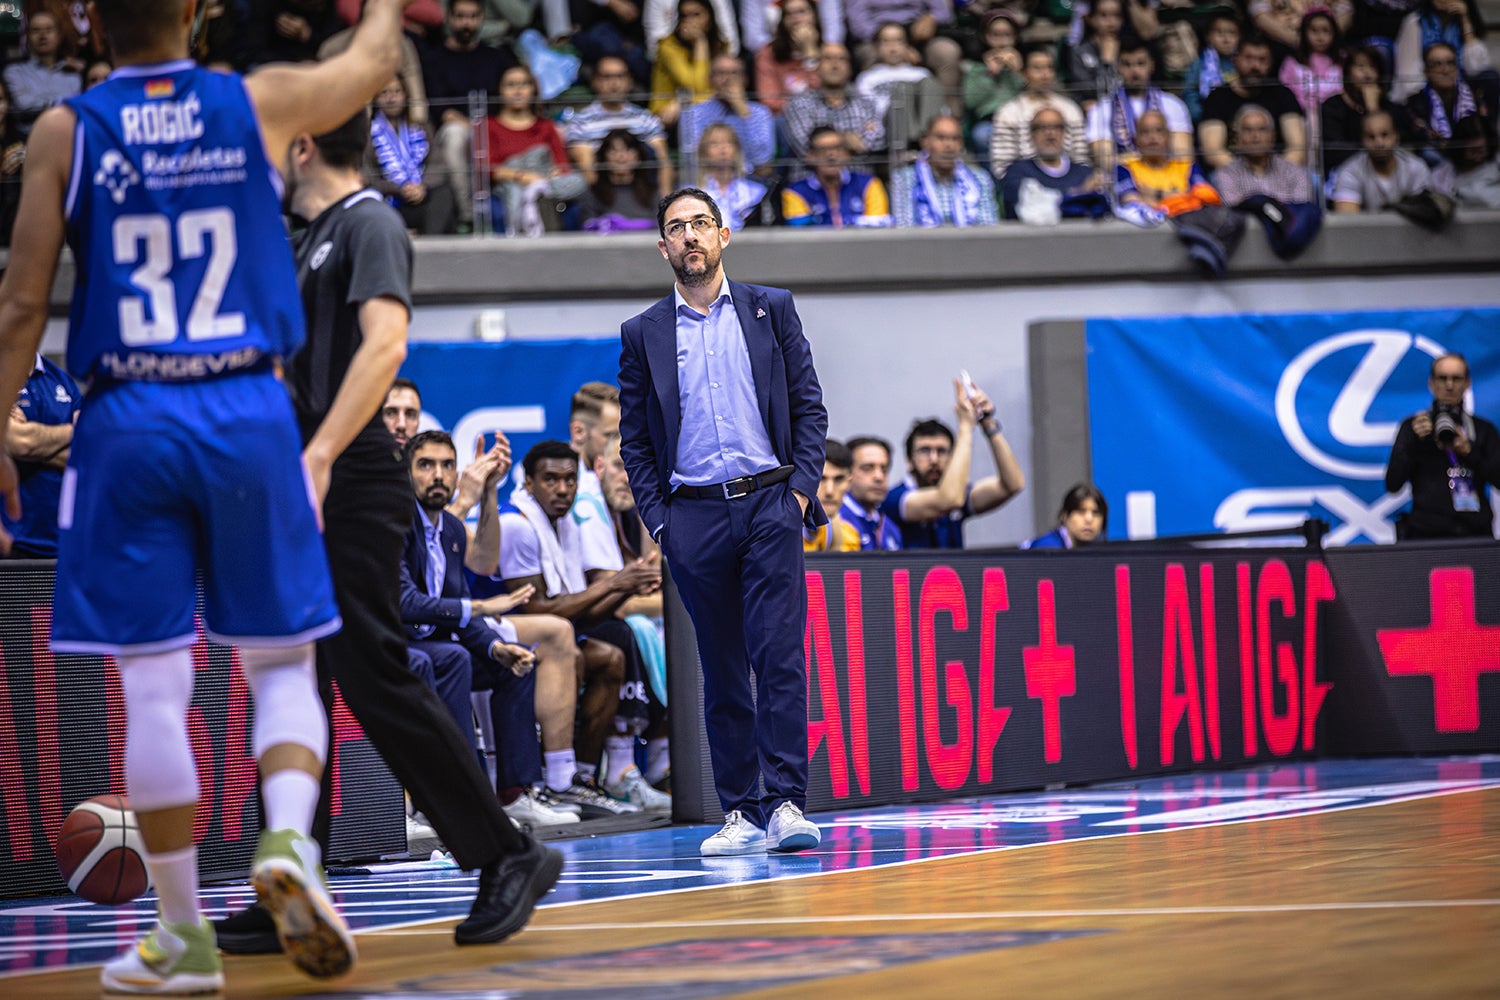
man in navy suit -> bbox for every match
[399,429,580,828]
[617,187,829,857]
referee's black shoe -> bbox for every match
[454,833,564,945]
[212,903,282,954]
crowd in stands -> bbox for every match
[0,0,1496,244]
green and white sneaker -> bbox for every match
[101,918,224,995]
[604,766,672,812]
[251,829,356,979]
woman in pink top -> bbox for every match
[754,0,823,115]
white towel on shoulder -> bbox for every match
[510,489,588,598]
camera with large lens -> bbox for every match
[1432,403,1464,447]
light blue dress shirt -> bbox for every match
[417,500,471,625]
[671,279,779,488]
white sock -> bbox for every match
[146,845,201,927]
[646,738,670,784]
[261,769,320,835]
[604,735,637,785]
[544,749,576,793]
[576,761,597,783]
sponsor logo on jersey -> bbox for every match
[310,242,333,270]
[94,150,140,204]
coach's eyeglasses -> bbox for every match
[664,216,719,239]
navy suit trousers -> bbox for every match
[662,481,810,828]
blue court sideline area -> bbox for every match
[3,755,1498,977]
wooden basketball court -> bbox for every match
[6,757,1499,998]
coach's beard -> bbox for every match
[673,247,719,286]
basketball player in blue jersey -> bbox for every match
[0,0,416,994]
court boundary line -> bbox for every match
[351,782,1500,931]
[359,897,1500,935]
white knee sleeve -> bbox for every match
[240,644,327,764]
[118,650,199,813]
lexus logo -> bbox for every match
[1274,330,1473,480]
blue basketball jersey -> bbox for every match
[63,61,304,383]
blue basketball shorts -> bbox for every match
[50,372,342,655]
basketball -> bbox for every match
[55,795,151,905]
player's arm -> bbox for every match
[507,563,653,626]
[303,295,409,505]
[247,0,412,167]
[465,441,510,577]
[0,106,73,545]
[6,409,73,466]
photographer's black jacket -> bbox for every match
[1384,411,1500,538]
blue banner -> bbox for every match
[1086,308,1500,544]
[399,339,621,500]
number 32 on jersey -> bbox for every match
[113,207,245,346]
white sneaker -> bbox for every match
[604,766,672,812]
[505,788,580,828]
[700,810,766,856]
[533,786,582,816]
[101,918,223,995]
[766,801,820,853]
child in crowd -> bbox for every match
[1280,7,1345,117]
[1183,13,1241,122]
[369,74,454,235]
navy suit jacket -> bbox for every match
[400,505,500,663]
[617,279,829,538]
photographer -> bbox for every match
[1384,353,1500,540]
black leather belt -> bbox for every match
[672,465,794,500]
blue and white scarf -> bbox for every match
[1111,86,1164,152]
[912,157,985,227]
[1425,81,1477,139]
[371,113,428,189]
[1198,49,1225,98]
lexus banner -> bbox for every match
[1086,308,1500,544]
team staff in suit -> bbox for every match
[399,429,537,759]
[398,429,582,828]
[617,187,829,857]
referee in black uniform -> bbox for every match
[217,111,561,951]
